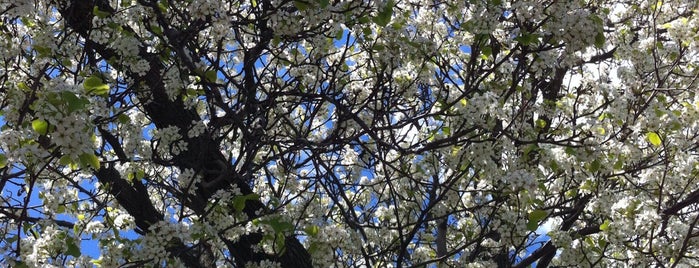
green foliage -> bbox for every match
[515,32,540,46]
[527,210,547,231]
[61,91,90,113]
[92,6,110,18]
[647,132,662,146]
[293,1,310,11]
[305,225,320,236]
[31,119,48,135]
[83,75,110,96]
[373,0,394,27]
[79,152,100,170]
[4,0,699,267]
[205,70,218,83]
[232,193,260,212]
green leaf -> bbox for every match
[588,159,601,173]
[5,235,17,244]
[17,82,31,92]
[150,25,163,36]
[526,210,547,231]
[59,155,73,166]
[25,223,40,238]
[481,46,492,57]
[372,0,394,27]
[595,126,606,135]
[335,29,344,40]
[598,237,607,248]
[442,127,451,136]
[526,220,539,231]
[232,197,246,212]
[523,144,539,160]
[579,179,594,192]
[528,210,547,222]
[32,119,49,135]
[316,0,329,8]
[62,91,89,113]
[294,1,309,11]
[232,193,259,212]
[251,0,257,7]
[20,17,35,28]
[646,132,662,146]
[585,236,595,248]
[305,225,320,236]
[35,45,52,57]
[565,189,577,198]
[670,121,682,131]
[93,6,110,18]
[358,16,370,24]
[549,160,559,171]
[274,232,287,253]
[515,32,539,46]
[307,242,320,254]
[599,219,611,231]
[83,75,110,96]
[118,113,131,124]
[157,0,169,13]
[79,153,100,170]
[269,217,295,233]
[613,158,624,170]
[65,237,81,257]
[205,70,218,83]
[535,119,547,129]
[0,154,7,168]
[594,32,606,49]
[271,35,281,47]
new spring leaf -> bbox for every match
[84,75,110,96]
[647,132,661,146]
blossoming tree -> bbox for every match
[1,0,698,267]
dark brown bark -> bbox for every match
[56,0,311,266]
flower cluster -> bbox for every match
[152,126,187,157]
[4,0,699,267]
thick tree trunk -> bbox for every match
[57,0,311,266]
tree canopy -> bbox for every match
[1,0,699,267]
